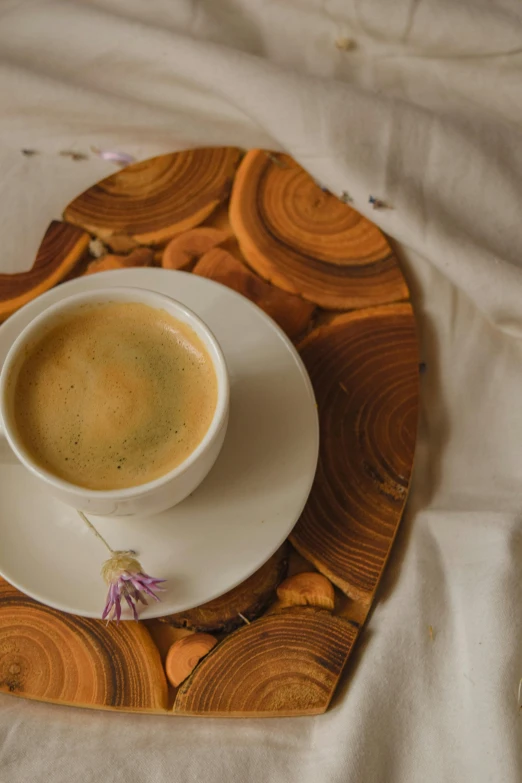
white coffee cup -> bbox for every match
[0,287,229,516]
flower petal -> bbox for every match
[99,553,165,622]
[123,593,139,622]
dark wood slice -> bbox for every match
[290,304,419,603]
[0,221,90,322]
[159,544,288,634]
[0,579,168,712]
[193,247,315,341]
[229,150,408,310]
[202,201,233,234]
[173,607,358,717]
[63,148,241,246]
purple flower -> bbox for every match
[101,551,165,622]
[91,147,135,167]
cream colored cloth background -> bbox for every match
[1,1,522,781]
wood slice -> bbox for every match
[165,634,218,688]
[229,150,408,310]
[159,544,288,634]
[173,607,358,717]
[277,573,335,611]
[84,248,155,275]
[161,227,231,271]
[0,579,168,712]
[64,147,241,246]
[105,234,140,253]
[290,304,419,603]
[193,247,315,341]
[144,622,194,664]
[0,221,90,322]
[144,622,195,707]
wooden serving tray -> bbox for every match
[0,148,419,717]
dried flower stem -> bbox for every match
[76,510,163,622]
[265,152,286,168]
[77,510,115,554]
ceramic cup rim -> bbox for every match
[0,286,230,499]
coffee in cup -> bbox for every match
[12,301,218,491]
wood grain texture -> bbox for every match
[229,150,408,310]
[162,227,231,271]
[159,544,288,634]
[0,147,418,718]
[64,147,241,245]
[193,247,315,341]
[290,304,419,603]
[84,248,154,275]
[144,622,194,707]
[0,579,168,712]
[277,573,335,611]
[165,634,217,687]
[104,234,140,253]
[173,607,358,717]
[203,202,233,235]
[0,221,90,322]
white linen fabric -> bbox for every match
[1,1,522,781]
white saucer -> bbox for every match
[0,269,319,619]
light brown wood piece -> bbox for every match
[203,201,233,234]
[159,543,288,633]
[144,622,194,664]
[105,233,140,253]
[119,247,155,267]
[193,247,315,341]
[0,221,90,322]
[290,303,419,603]
[144,622,195,707]
[84,255,128,275]
[161,227,231,271]
[203,204,246,264]
[0,579,168,713]
[277,573,335,611]
[173,607,358,717]
[229,150,408,310]
[84,247,154,275]
[165,634,218,688]
[64,147,241,246]
[263,547,318,616]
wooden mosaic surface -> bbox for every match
[0,148,419,716]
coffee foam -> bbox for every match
[13,302,218,490]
